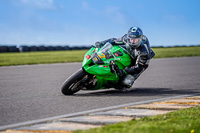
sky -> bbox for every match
[0,0,200,47]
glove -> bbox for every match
[95,42,103,48]
[117,68,126,77]
[109,61,126,77]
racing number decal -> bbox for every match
[98,53,105,59]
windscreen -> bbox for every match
[92,43,114,64]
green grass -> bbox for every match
[152,46,200,58]
[74,106,200,133]
[0,46,200,66]
[0,50,87,66]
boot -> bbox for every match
[121,74,135,87]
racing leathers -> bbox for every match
[95,34,155,87]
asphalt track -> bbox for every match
[0,57,200,127]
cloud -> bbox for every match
[18,0,58,10]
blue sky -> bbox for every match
[0,0,200,47]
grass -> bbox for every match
[74,106,200,133]
[0,46,200,66]
[0,50,87,66]
[152,46,200,58]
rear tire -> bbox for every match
[61,69,86,95]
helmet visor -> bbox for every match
[127,36,142,48]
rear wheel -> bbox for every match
[61,69,86,95]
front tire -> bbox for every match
[61,69,86,95]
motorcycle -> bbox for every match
[61,42,154,95]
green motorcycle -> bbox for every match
[61,42,135,95]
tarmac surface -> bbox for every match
[1,94,200,132]
[0,57,200,127]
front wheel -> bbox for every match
[61,69,86,95]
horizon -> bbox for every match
[1,43,200,48]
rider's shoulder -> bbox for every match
[141,35,148,41]
[141,35,150,47]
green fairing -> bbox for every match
[82,43,132,90]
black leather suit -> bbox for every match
[95,34,155,81]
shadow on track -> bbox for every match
[73,87,199,97]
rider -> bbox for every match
[95,26,155,88]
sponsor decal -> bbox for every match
[94,58,98,61]
[131,27,137,32]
